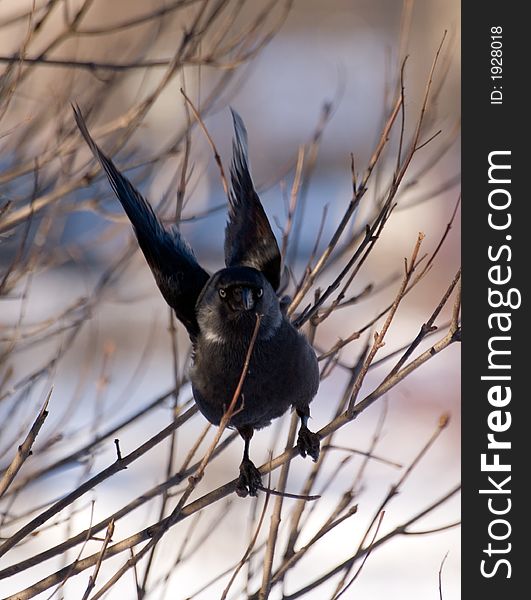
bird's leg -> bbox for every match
[296,408,320,462]
[236,426,262,497]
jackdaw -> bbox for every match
[73,106,320,496]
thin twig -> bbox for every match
[347,232,425,415]
[439,551,449,600]
[220,482,271,600]
[259,414,298,599]
[80,519,115,600]
[0,389,51,497]
[180,86,230,197]
[334,511,385,599]
[83,315,263,599]
[0,406,197,559]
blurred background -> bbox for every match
[0,1,460,598]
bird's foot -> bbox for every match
[297,425,320,462]
[236,458,262,497]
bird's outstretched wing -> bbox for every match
[73,105,209,339]
[224,109,281,291]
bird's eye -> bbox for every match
[219,288,227,298]
[256,288,263,298]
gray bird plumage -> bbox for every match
[73,105,320,496]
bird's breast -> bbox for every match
[190,324,318,429]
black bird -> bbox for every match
[73,106,320,496]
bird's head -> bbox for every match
[196,266,281,343]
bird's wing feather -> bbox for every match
[224,109,281,291]
[73,105,209,339]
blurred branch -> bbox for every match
[1,304,459,595]
[334,510,385,599]
[80,519,114,600]
[288,94,403,319]
[282,484,461,600]
[0,6,459,598]
[0,390,51,497]
[0,53,267,72]
[0,406,197,559]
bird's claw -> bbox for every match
[236,458,262,497]
[297,426,320,462]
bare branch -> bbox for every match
[80,519,114,600]
[0,389,51,497]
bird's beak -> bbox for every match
[241,287,254,310]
